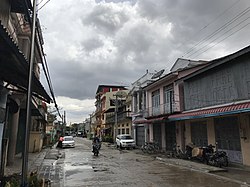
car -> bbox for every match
[77,131,83,137]
[116,134,135,149]
[62,136,75,148]
[71,132,76,137]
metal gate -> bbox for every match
[165,122,176,151]
[191,121,208,147]
[214,116,242,163]
[153,123,162,148]
[136,126,145,147]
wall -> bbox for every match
[161,123,166,150]
[184,121,192,145]
[239,114,250,166]
[29,132,43,153]
[184,55,250,110]
[0,0,10,26]
[206,118,216,145]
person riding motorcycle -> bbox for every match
[92,135,100,153]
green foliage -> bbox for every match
[28,171,42,187]
[3,171,43,187]
[102,135,114,143]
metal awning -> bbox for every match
[10,0,32,14]
[133,117,165,124]
[168,102,250,121]
[0,22,51,103]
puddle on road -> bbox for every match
[92,166,109,172]
[65,163,92,170]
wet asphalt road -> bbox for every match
[41,137,248,187]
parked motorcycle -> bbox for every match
[202,144,229,167]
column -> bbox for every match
[7,98,20,165]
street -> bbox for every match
[39,137,248,187]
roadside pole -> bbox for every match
[21,0,37,186]
[114,95,118,140]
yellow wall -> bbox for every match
[207,118,216,146]
[185,121,191,145]
[239,114,250,166]
[182,114,250,166]
[29,132,43,153]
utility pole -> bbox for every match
[114,95,118,139]
[21,0,37,186]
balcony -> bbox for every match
[117,111,132,121]
[106,114,115,123]
[144,102,178,118]
[105,110,132,123]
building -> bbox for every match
[169,45,250,166]
[0,0,51,175]
[94,85,127,137]
[136,59,208,151]
[130,70,155,146]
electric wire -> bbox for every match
[38,0,51,11]
[183,6,250,58]
[192,18,250,58]
[178,0,242,50]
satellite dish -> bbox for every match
[114,90,127,98]
[151,69,165,79]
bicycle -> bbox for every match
[169,144,186,159]
[141,142,160,154]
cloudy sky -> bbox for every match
[38,0,250,124]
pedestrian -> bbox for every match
[57,136,63,148]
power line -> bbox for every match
[183,6,250,58]
[178,0,242,53]
[38,0,51,11]
[192,19,250,58]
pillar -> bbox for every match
[7,98,20,165]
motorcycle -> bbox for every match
[202,144,229,167]
[92,143,100,156]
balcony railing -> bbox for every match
[105,111,132,124]
[144,102,178,117]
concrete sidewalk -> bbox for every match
[153,153,250,186]
[4,145,58,177]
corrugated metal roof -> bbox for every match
[168,102,250,121]
[0,22,51,103]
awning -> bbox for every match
[133,117,165,124]
[168,102,250,121]
[0,22,51,103]
[11,0,32,14]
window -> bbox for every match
[118,129,121,135]
[134,93,138,112]
[152,90,160,115]
[164,86,174,113]
[122,129,125,134]
[126,128,129,134]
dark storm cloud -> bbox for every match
[39,0,250,123]
[82,4,129,35]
